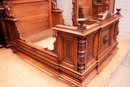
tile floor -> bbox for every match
[104,50,130,87]
[0,38,130,87]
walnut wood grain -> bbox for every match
[4,0,122,87]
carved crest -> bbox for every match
[52,0,58,10]
[3,0,14,18]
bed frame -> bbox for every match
[3,0,122,87]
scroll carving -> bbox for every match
[71,0,76,25]
[53,33,58,53]
[3,0,14,18]
[101,34,109,49]
[15,25,24,41]
[78,37,86,72]
[103,35,108,45]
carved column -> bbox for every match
[77,37,86,72]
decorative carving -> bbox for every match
[78,37,86,72]
[101,11,112,21]
[53,33,58,53]
[15,25,24,40]
[103,35,108,45]
[14,45,59,70]
[59,62,96,81]
[59,66,82,81]
[13,41,96,82]
[2,0,122,87]
[52,0,58,10]
[66,42,71,58]
[97,18,102,25]
[71,0,76,25]
[3,0,14,18]
[82,63,97,79]
[101,34,109,49]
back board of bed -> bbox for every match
[4,0,53,42]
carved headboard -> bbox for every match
[4,0,53,42]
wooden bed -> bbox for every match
[3,0,122,87]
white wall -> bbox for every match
[115,0,130,42]
[57,0,72,25]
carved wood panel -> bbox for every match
[58,34,77,70]
[86,36,94,62]
[64,40,73,64]
[100,28,110,52]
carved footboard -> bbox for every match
[52,14,122,87]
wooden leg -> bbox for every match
[0,44,4,48]
[11,47,18,53]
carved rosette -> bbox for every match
[78,37,86,72]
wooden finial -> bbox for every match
[52,0,58,10]
[3,0,14,18]
[77,18,87,30]
[116,8,121,15]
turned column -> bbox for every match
[77,37,86,72]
